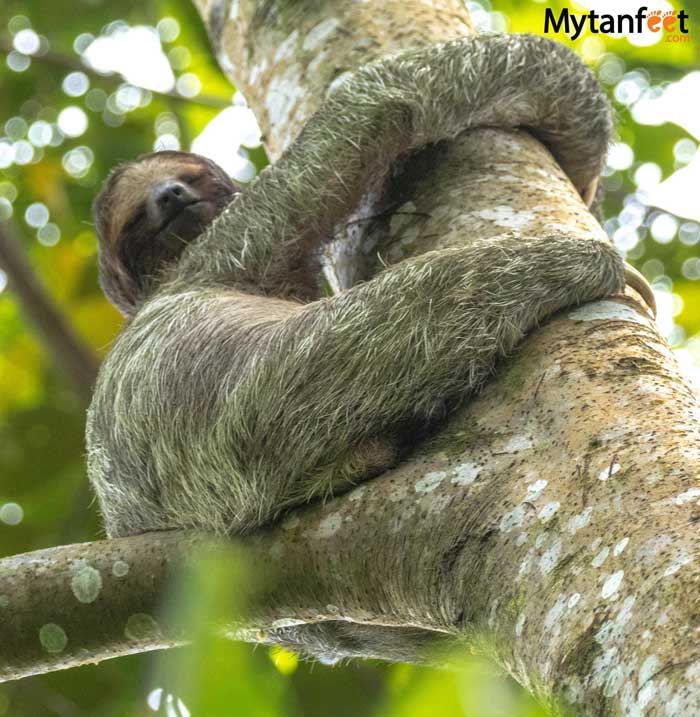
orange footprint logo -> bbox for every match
[647,8,678,32]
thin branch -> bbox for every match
[0,221,99,403]
[0,39,231,110]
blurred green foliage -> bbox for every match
[0,0,697,715]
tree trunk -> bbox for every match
[1,2,699,715]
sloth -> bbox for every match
[87,34,654,542]
[87,34,656,664]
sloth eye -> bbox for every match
[122,206,146,233]
[179,172,203,185]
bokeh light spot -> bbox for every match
[0,198,13,221]
[679,222,700,246]
[37,223,61,246]
[62,71,90,97]
[155,111,179,136]
[176,73,201,98]
[12,140,34,165]
[28,120,53,147]
[633,162,661,190]
[7,51,30,72]
[673,138,696,166]
[85,88,107,112]
[5,117,27,139]
[598,54,625,85]
[62,146,94,178]
[607,142,634,171]
[650,213,678,244]
[613,226,639,252]
[642,258,665,278]
[115,84,144,112]
[73,32,95,55]
[153,134,180,151]
[57,106,88,138]
[25,202,49,228]
[13,28,40,55]
[682,258,700,280]
[0,502,24,526]
[8,15,30,34]
[157,17,180,42]
[0,141,13,168]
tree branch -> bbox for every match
[3,290,697,700]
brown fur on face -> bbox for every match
[93,150,240,317]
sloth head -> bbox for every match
[93,150,240,317]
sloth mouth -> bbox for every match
[157,200,210,238]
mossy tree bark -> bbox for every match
[1,3,699,715]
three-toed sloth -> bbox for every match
[87,34,653,541]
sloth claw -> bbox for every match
[624,263,656,318]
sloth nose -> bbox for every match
[150,180,197,217]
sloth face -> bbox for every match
[94,151,241,316]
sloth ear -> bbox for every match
[97,246,141,318]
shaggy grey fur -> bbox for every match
[88,34,628,537]
[86,33,647,662]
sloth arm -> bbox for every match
[92,234,624,532]
[175,34,611,298]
